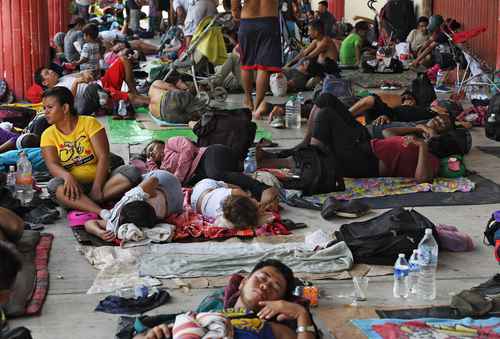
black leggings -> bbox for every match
[312,99,379,178]
[190,144,269,199]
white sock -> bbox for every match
[100,209,111,221]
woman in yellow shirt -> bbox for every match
[40,87,141,217]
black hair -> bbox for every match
[318,1,328,7]
[119,200,157,229]
[355,21,370,32]
[140,139,165,161]
[222,195,259,229]
[82,23,99,40]
[447,19,461,31]
[0,240,23,290]
[69,17,86,29]
[428,128,471,158]
[250,259,295,300]
[34,67,46,87]
[417,16,429,25]
[310,20,325,36]
[42,87,78,116]
[20,133,40,148]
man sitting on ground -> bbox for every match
[134,259,316,339]
[339,21,370,67]
[286,20,340,78]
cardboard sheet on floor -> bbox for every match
[315,306,380,339]
[108,108,272,144]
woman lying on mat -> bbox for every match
[148,78,207,124]
[191,179,277,229]
[41,87,141,218]
[85,170,183,241]
[144,136,279,205]
[258,93,446,183]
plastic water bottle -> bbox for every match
[15,152,34,205]
[244,148,257,174]
[436,70,445,87]
[408,249,420,295]
[6,165,16,193]
[417,228,439,300]
[393,253,409,298]
[285,96,301,129]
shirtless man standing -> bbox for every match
[286,20,339,77]
[232,0,281,116]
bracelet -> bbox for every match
[296,325,316,334]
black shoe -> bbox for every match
[321,198,371,220]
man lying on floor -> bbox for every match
[34,51,149,116]
[133,260,317,339]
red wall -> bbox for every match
[329,0,345,21]
[48,0,72,40]
[433,0,498,68]
[0,0,49,100]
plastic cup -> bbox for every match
[352,276,369,301]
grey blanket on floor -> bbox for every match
[138,241,353,278]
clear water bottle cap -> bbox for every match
[425,228,432,234]
[398,253,405,258]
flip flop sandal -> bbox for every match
[67,211,99,228]
[256,138,279,148]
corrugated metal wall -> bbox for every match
[48,0,72,40]
[0,0,49,99]
[328,0,345,21]
[433,0,498,67]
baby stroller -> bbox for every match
[162,13,234,106]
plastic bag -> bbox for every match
[270,73,288,97]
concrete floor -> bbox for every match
[10,93,500,338]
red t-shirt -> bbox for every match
[371,136,439,178]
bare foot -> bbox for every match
[267,106,284,123]
[97,229,116,242]
[244,96,254,112]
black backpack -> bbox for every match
[486,93,500,141]
[282,145,345,196]
[379,0,416,42]
[411,73,437,108]
[193,108,257,162]
[335,207,438,265]
[484,211,500,246]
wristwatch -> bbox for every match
[296,325,316,334]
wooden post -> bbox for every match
[421,0,432,17]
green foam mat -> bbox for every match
[107,109,272,144]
